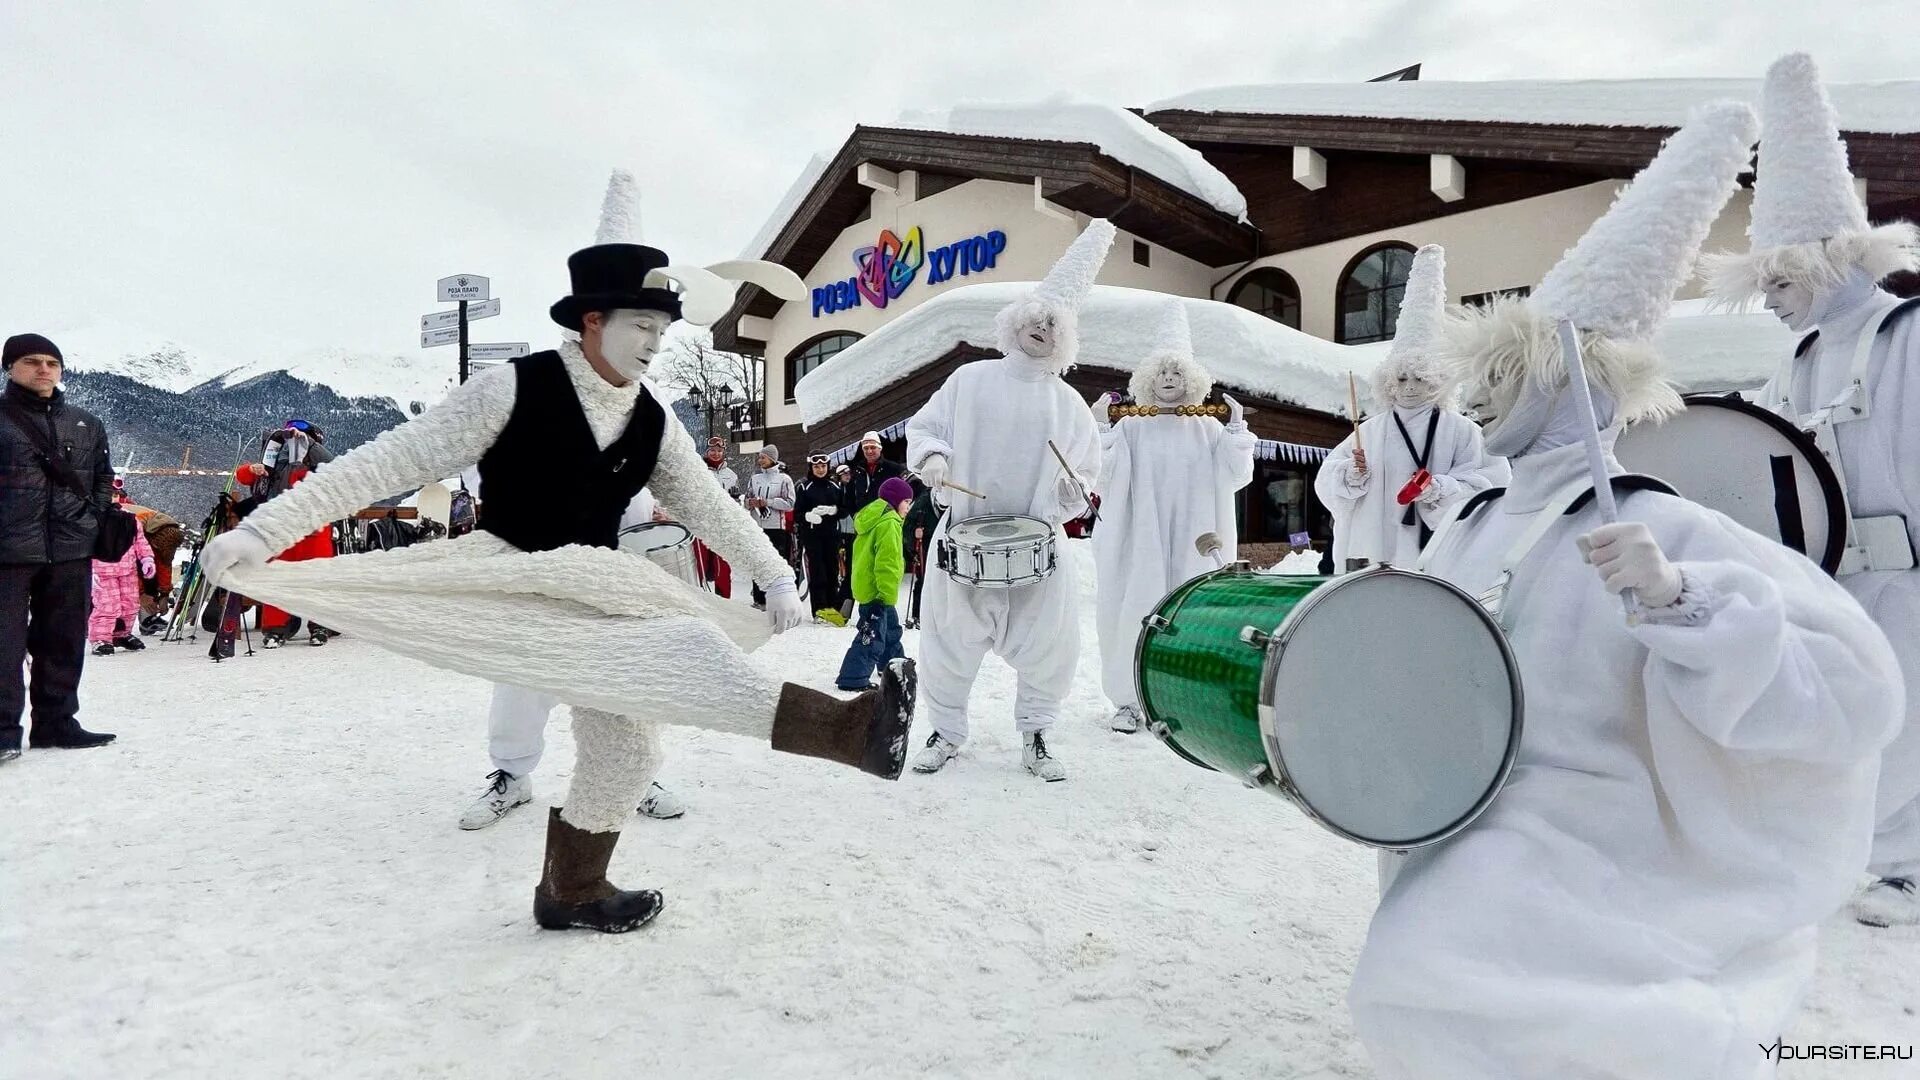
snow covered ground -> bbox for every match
[3,542,1914,1079]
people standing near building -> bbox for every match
[1702,53,1920,928]
[88,489,156,655]
[1315,245,1508,572]
[0,333,116,760]
[837,476,914,691]
[745,446,796,610]
[1090,299,1256,734]
[795,452,849,624]
[906,218,1110,782]
[1347,102,1902,1079]
[197,240,917,933]
[234,420,336,647]
[696,436,738,597]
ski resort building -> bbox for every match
[711,74,1920,551]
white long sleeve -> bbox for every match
[648,418,793,588]
[241,366,516,554]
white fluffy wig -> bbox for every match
[993,294,1080,375]
[1437,293,1683,426]
[1127,349,1213,407]
[1701,222,1920,306]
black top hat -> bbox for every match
[549,243,684,331]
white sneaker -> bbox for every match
[459,769,531,830]
[1852,877,1919,928]
[912,732,960,773]
[1023,731,1066,782]
[1109,705,1141,734]
[637,782,685,820]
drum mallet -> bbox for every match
[1195,532,1227,570]
[1047,439,1091,509]
[941,479,987,500]
[1347,372,1367,474]
[1557,318,1639,621]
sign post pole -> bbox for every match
[458,299,470,384]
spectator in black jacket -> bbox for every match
[795,453,849,624]
[844,431,906,509]
[0,334,116,761]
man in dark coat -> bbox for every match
[0,334,116,761]
[844,431,905,509]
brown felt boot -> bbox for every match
[532,808,663,933]
[770,658,917,780]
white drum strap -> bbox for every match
[1797,303,1907,575]
[1417,478,1593,631]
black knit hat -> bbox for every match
[549,244,683,331]
[2,333,62,368]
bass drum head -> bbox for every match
[1614,394,1846,574]
[1261,568,1522,849]
[618,521,692,555]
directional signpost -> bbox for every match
[424,274,494,383]
[467,343,530,361]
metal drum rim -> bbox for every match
[1255,564,1527,850]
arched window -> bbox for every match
[1226,268,1302,329]
[1336,242,1418,345]
[785,331,862,403]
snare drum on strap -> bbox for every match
[937,515,1057,588]
[1134,566,1523,850]
[617,520,700,586]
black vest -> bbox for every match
[477,351,665,552]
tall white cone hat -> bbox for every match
[1703,53,1918,303]
[1128,299,1213,406]
[1375,244,1448,404]
[595,168,642,244]
[1442,102,1758,423]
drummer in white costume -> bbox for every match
[1316,245,1507,570]
[906,219,1110,782]
[1348,103,1902,1079]
[1090,299,1255,734]
[1703,53,1920,928]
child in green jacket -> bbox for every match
[836,478,914,690]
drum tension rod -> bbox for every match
[1238,625,1272,649]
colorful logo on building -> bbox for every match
[812,227,1009,317]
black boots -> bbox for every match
[29,721,116,749]
[769,658,917,780]
[113,635,146,652]
[533,808,663,933]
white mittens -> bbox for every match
[763,578,806,633]
[1417,474,1457,508]
[1092,392,1118,432]
[1056,473,1090,513]
[1223,393,1246,432]
[1578,522,1684,609]
[918,454,951,503]
[805,505,837,525]
[198,527,273,588]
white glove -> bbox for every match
[918,454,950,496]
[804,505,831,525]
[1056,473,1090,513]
[1416,474,1456,508]
[1578,522,1684,609]
[1223,393,1245,431]
[198,527,273,588]
[764,578,806,634]
[1092,392,1118,432]
[1343,454,1370,491]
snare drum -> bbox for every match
[1614,394,1847,573]
[1135,566,1523,849]
[618,521,700,587]
[937,515,1056,588]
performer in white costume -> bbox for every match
[1315,245,1507,570]
[200,237,917,934]
[1347,102,1903,1079]
[905,219,1111,782]
[1702,53,1920,928]
[1090,299,1255,734]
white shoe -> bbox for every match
[1109,705,1141,734]
[637,782,685,820]
[1023,731,1066,782]
[459,769,532,830]
[1852,877,1919,928]
[912,732,960,773]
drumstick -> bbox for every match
[1557,319,1639,621]
[1047,438,1091,510]
[941,479,986,500]
[1347,373,1362,436]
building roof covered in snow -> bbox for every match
[1147,77,1920,134]
[792,282,1794,428]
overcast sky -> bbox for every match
[4,0,1914,366]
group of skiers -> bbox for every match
[130,49,1911,1079]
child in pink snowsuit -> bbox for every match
[90,504,156,654]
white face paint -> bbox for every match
[1152,366,1186,404]
[1762,277,1819,333]
[1391,371,1440,410]
[1018,311,1056,359]
[596,308,672,381]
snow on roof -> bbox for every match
[794,284,1793,427]
[1147,78,1920,135]
[890,100,1249,221]
[740,153,832,259]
